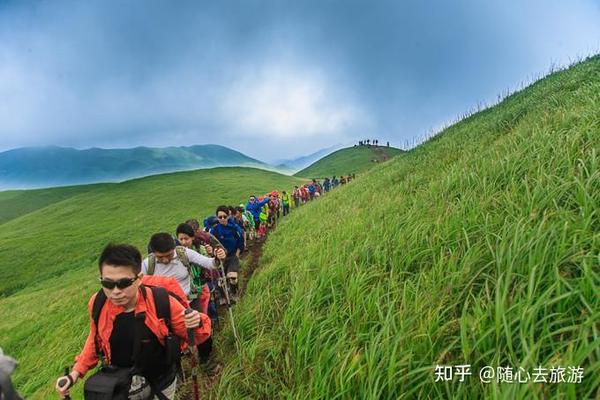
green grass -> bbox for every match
[213,56,600,399]
[295,146,404,178]
[0,167,303,399]
[0,184,104,225]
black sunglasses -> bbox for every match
[100,276,138,290]
[217,215,228,220]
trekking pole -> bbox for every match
[219,263,241,356]
[184,308,200,400]
[58,367,71,400]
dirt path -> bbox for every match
[176,230,271,399]
[372,146,390,162]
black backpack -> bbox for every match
[84,285,180,400]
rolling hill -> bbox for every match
[0,144,270,189]
[275,144,344,172]
[0,167,303,398]
[295,145,404,178]
[212,56,600,399]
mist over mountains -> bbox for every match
[0,144,270,189]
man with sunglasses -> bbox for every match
[209,205,245,302]
[56,244,211,399]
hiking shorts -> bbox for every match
[223,255,240,275]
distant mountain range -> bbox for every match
[0,145,270,189]
[274,144,344,172]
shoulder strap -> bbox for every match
[147,254,156,275]
[149,286,172,332]
[91,290,108,364]
[92,290,107,332]
[175,246,190,269]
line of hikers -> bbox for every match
[53,178,348,400]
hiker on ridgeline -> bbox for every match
[239,204,256,241]
[55,244,212,399]
[209,206,245,302]
[143,233,225,374]
[176,223,212,315]
[281,190,290,216]
[323,177,331,192]
[331,176,339,188]
[0,349,23,400]
[246,194,271,229]
[292,186,300,208]
[308,181,316,200]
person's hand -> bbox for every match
[205,244,213,255]
[55,371,79,397]
[183,309,201,329]
[215,247,227,260]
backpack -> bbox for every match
[146,246,198,297]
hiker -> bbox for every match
[281,191,290,216]
[239,204,256,241]
[246,195,271,229]
[176,224,212,315]
[340,176,347,185]
[143,233,225,374]
[308,182,316,200]
[292,186,300,208]
[323,177,331,192]
[0,349,23,400]
[209,206,245,301]
[55,244,212,399]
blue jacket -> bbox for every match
[210,220,245,256]
[246,198,270,220]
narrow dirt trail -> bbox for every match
[176,230,270,399]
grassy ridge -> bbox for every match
[0,184,104,225]
[295,146,404,178]
[214,57,600,399]
[0,167,303,399]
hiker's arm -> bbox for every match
[186,247,220,270]
[169,297,212,344]
[73,298,100,377]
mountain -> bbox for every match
[275,144,344,172]
[294,145,404,177]
[0,144,270,189]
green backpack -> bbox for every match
[147,246,199,299]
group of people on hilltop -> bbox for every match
[53,178,350,400]
[356,139,390,147]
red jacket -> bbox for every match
[73,285,211,377]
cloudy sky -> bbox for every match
[0,0,599,162]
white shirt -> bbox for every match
[142,247,216,295]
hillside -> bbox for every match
[0,184,106,225]
[0,167,303,398]
[0,144,269,189]
[275,144,343,172]
[213,56,600,399]
[295,145,404,178]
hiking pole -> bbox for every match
[184,308,200,400]
[58,367,71,400]
[219,263,241,356]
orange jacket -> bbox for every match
[73,285,211,377]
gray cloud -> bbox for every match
[0,0,599,161]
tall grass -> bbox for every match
[214,56,599,399]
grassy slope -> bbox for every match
[0,184,105,225]
[0,167,303,399]
[215,57,600,399]
[295,146,404,178]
